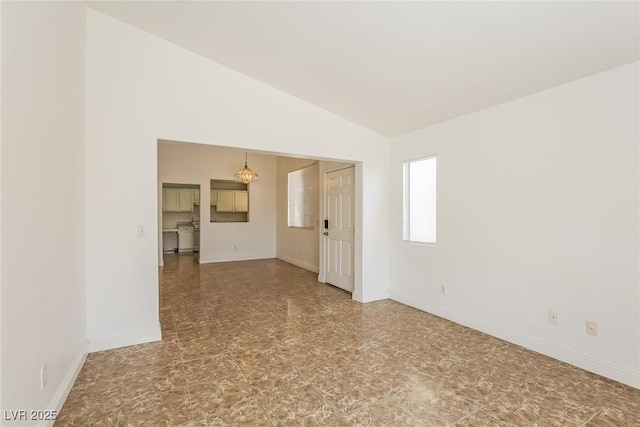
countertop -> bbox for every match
[163,223,196,232]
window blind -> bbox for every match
[288,165,315,229]
[403,157,436,243]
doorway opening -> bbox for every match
[157,139,360,298]
[161,183,200,263]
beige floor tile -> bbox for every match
[119,386,192,426]
[453,390,593,427]
[54,406,119,427]
[56,255,640,426]
[181,354,245,387]
[188,381,270,425]
[585,387,640,426]
[341,395,421,427]
[257,383,336,425]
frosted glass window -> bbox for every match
[403,157,436,244]
[288,166,315,229]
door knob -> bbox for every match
[323,232,329,236]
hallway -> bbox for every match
[56,255,639,425]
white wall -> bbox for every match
[1,2,88,422]
[389,62,640,388]
[276,157,320,273]
[158,142,277,264]
[85,9,390,351]
[1,1,4,415]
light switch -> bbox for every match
[138,225,147,238]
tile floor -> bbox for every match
[56,254,639,426]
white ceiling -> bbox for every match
[90,1,639,138]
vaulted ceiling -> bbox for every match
[90,1,639,137]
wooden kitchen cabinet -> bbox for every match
[163,187,194,212]
[178,188,193,212]
[163,188,179,212]
[215,190,248,212]
[234,191,248,212]
[209,179,248,222]
[215,191,234,212]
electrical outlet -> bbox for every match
[40,365,48,390]
[440,285,447,295]
[548,311,558,325]
[586,320,598,336]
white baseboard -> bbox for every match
[197,255,275,264]
[352,289,391,304]
[38,344,88,427]
[360,290,390,304]
[391,291,640,390]
[276,255,319,273]
[88,326,162,353]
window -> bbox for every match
[403,156,437,244]
[288,166,315,229]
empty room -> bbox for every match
[1,1,639,426]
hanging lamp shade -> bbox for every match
[234,152,259,184]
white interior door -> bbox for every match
[324,167,355,292]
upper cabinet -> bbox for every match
[210,179,249,222]
[215,190,248,212]
[163,188,180,212]
[178,188,193,212]
[163,187,195,212]
[215,191,233,212]
[233,191,249,212]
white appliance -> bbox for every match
[177,224,195,252]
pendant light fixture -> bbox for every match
[234,152,259,184]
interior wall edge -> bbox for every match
[87,326,161,353]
